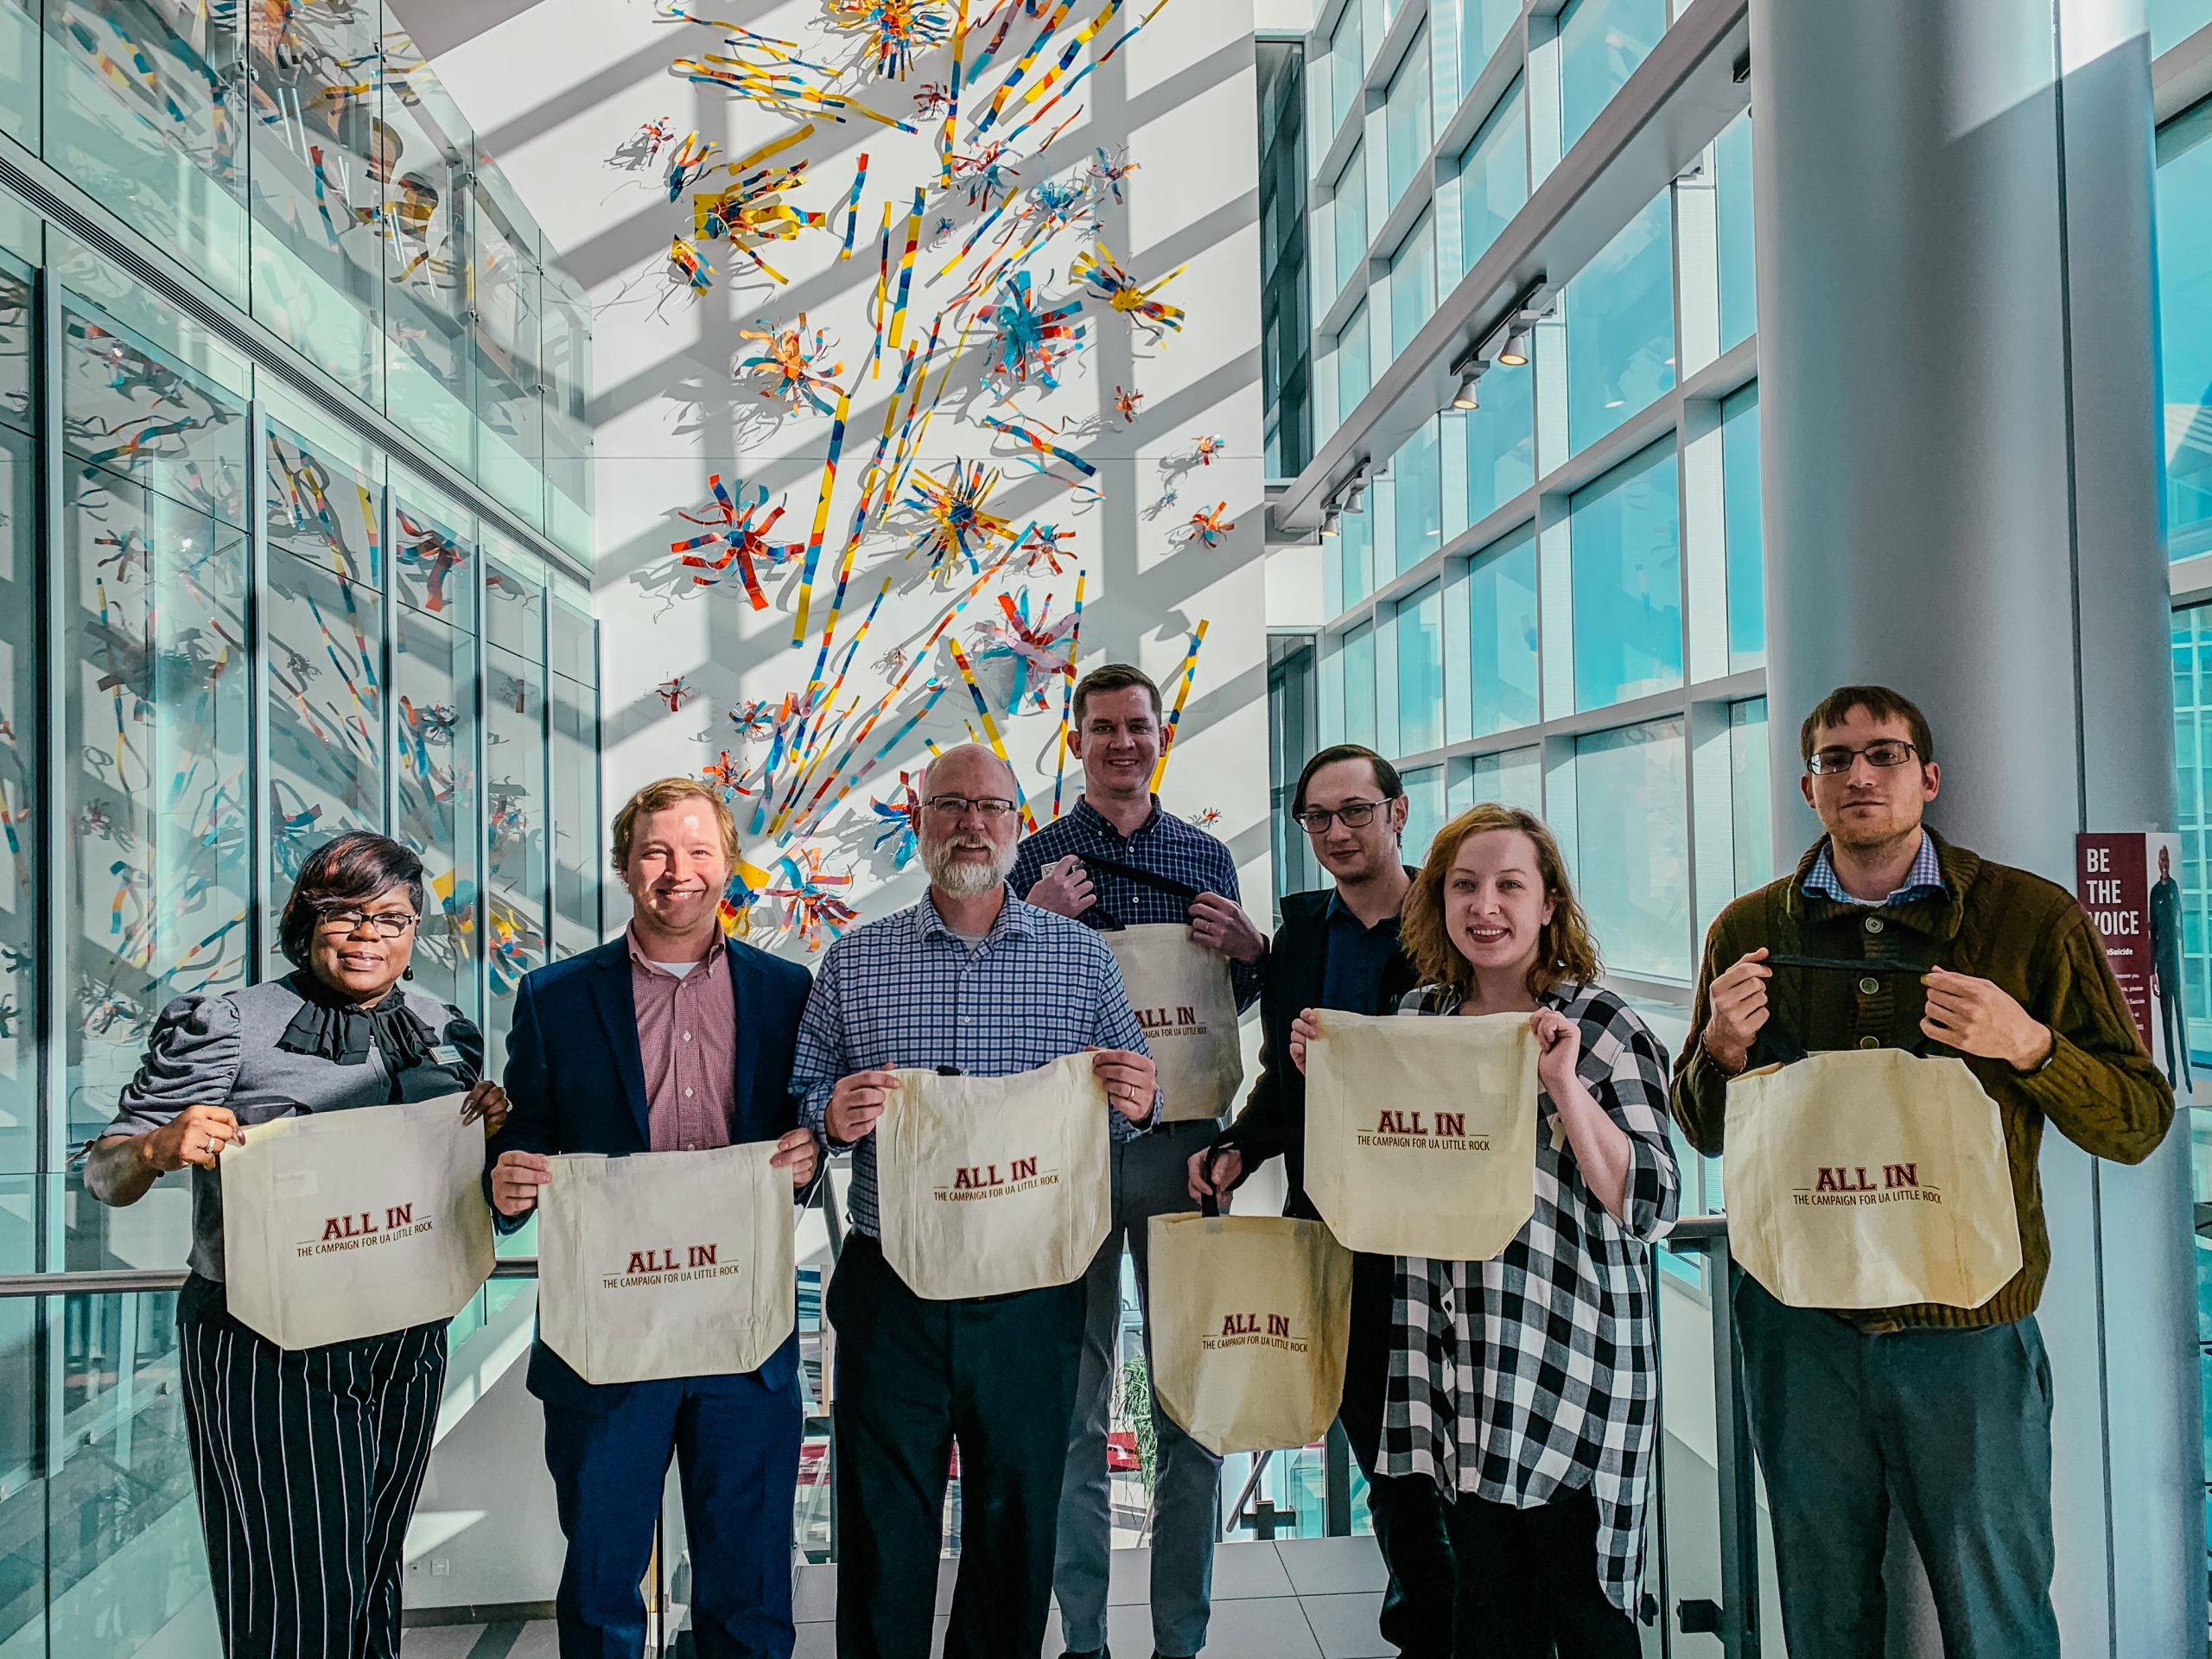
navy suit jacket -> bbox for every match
[496,932,815,1411]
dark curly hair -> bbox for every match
[278,833,427,969]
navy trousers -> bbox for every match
[543,1369,804,1659]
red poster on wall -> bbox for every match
[2077,834,2152,1047]
[2076,831,2191,1101]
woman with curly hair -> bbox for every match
[1287,803,1680,1656]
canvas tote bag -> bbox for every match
[875,1054,1112,1300]
[1724,1047,2022,1310]
[1147,1194,1352,1456]
[220,1094,494,1350]
[537,1141,795,1385]
[1304,1008,1541,1260]
[1104,923,1244,1123]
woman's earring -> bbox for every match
[403,967,415,980]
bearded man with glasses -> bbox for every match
[793,742,1160,1659]
[1187,743,1456,1659]
[1671,684,2171,1659]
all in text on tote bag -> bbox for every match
[537,1141,797,1384]
[1724,1047,2022,1310]
[1103,924,1245,1124]
[1148,1198,1352,1455]
[874,1054,1112,1300]
[220,1094,494,1350]
[1304,1009,1541,1260]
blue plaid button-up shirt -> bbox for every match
[792,888,1155,1237]
[1008,797,1262,1010]
[1802,832,1946,907]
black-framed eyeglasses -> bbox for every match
[1291,798,1391,832]
[315,906,420,938]
[923,794,1019,821]
[1807,740,1920,775]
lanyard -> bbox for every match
[1064,847,1203,931]
[1749,953,1952,1066]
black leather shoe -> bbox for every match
[1058,1649,1103,1659]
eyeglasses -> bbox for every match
[1291,799,1391,832]
[922,794,1019,821]
[315,906,420,938]
[1807,740,1920,776]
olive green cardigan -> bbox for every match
[1671,830,2173,1330]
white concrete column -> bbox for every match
[1750,2,2195,1654]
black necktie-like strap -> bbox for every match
[1746,954,1950,1065]
[1066,848,1204,933]
[1076,849,1205,901]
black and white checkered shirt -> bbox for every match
[1008,797,1262,1010]
[792,888,1155,1237]
[1381,982,1680,1617]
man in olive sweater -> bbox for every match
[1672,684,2171,1659]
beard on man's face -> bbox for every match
[923,830,1015,895]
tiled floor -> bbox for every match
[400,1536,1391,1659]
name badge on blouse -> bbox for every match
[429,1043,465,1068]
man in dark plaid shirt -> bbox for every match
[1007,664,1264,1659]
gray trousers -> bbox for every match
[1733,1274,2059,1659]
[1052,1119,1224,1657]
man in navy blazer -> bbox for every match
[490,779,819,1659]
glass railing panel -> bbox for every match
[59,293,252,1148]
[243,0,386,404]
[0,262,36,1188]
[1652,1241,1726,1650]
[0,0,34,151]
[482,542,547,1070]
[469,171,543,528]
[41,1287,219,1659]
[41,0,250,305]
[796,1264,830,1561]
[391,493,482,1027]
[540,266,591,563]
[263,421,387,953]
[377,47,474,474]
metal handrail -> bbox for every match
[0,1257,545,1298]
[1223,1448,1276,1539]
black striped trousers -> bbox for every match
[175,1274,448,1659]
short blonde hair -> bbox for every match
[1400,804,1600,1001]
[612,779,740,869]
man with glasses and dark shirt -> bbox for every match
[1010,664,1265,1659]
[1672,684,2171,1659]
[1189,744,1454,1659]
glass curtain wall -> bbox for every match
[1291,1,1775,1600]
[1306,0,1759,1008]
[0,228,601,1659]
[1294,0,2212,1599]
[21,0,593,561]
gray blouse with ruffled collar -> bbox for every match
[99,974,483,1281]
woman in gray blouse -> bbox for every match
[83,832,509,1659]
